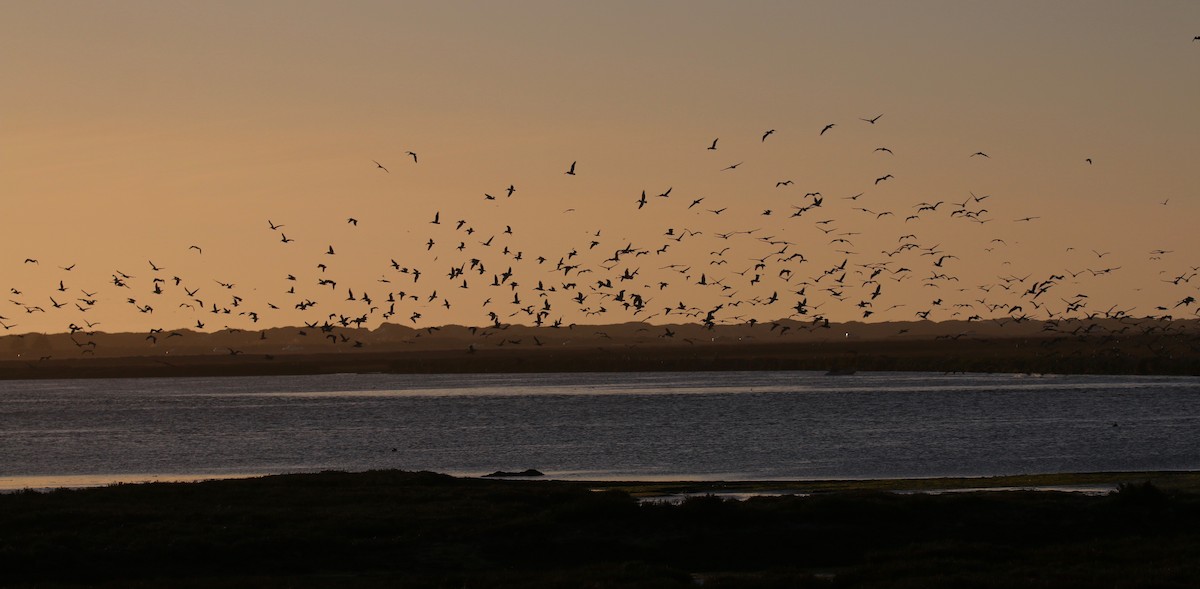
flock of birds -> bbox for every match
[2,111,1197,358]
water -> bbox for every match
[2,371,1198,489]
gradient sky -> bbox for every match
[2,1,1198,335]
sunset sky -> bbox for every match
[3,1,1198,335]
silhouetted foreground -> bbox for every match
[4,470,1200,587]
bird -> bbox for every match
[707,138,718,150]
[373,160,389,173]
[970,151,990,158]
[1085,158,1093,165]
[406,151,418,163]
[565,161,577,175]
[720,162,743,171]
[860,114,883,124]
[874,147,893,154]
[874,174,894,184]
[820,123,835,135]
[761,129,775,141]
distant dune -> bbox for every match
[1,318,1196,379]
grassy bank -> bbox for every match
[3,470,1199,587]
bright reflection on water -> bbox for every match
[1,371,1198,488]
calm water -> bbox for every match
[2,371,1198,488]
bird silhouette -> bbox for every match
[373,160,389,173]
[565,161,577,175]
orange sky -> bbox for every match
[2,2,1198,335]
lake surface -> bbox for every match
[2,371,1198,489]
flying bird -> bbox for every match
[761,129,775,141]
[970,152,990,158]
[860,114,883,124]
[875,174,894,184]
[373,160,389,173]
[406,151,418,163]
[707,138,718,150]
[820,123,835,135]
[565,161,577,175]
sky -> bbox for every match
[2,1,1198,335]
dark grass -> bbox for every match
[3,471,1200,587]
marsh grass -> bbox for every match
[2,470,1199,587]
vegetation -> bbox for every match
[3,470,1200,587]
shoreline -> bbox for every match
[3,332,1199,380]
[7,468,1200,495]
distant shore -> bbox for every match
[3,330,1198,379]
[7,468,1200,496]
